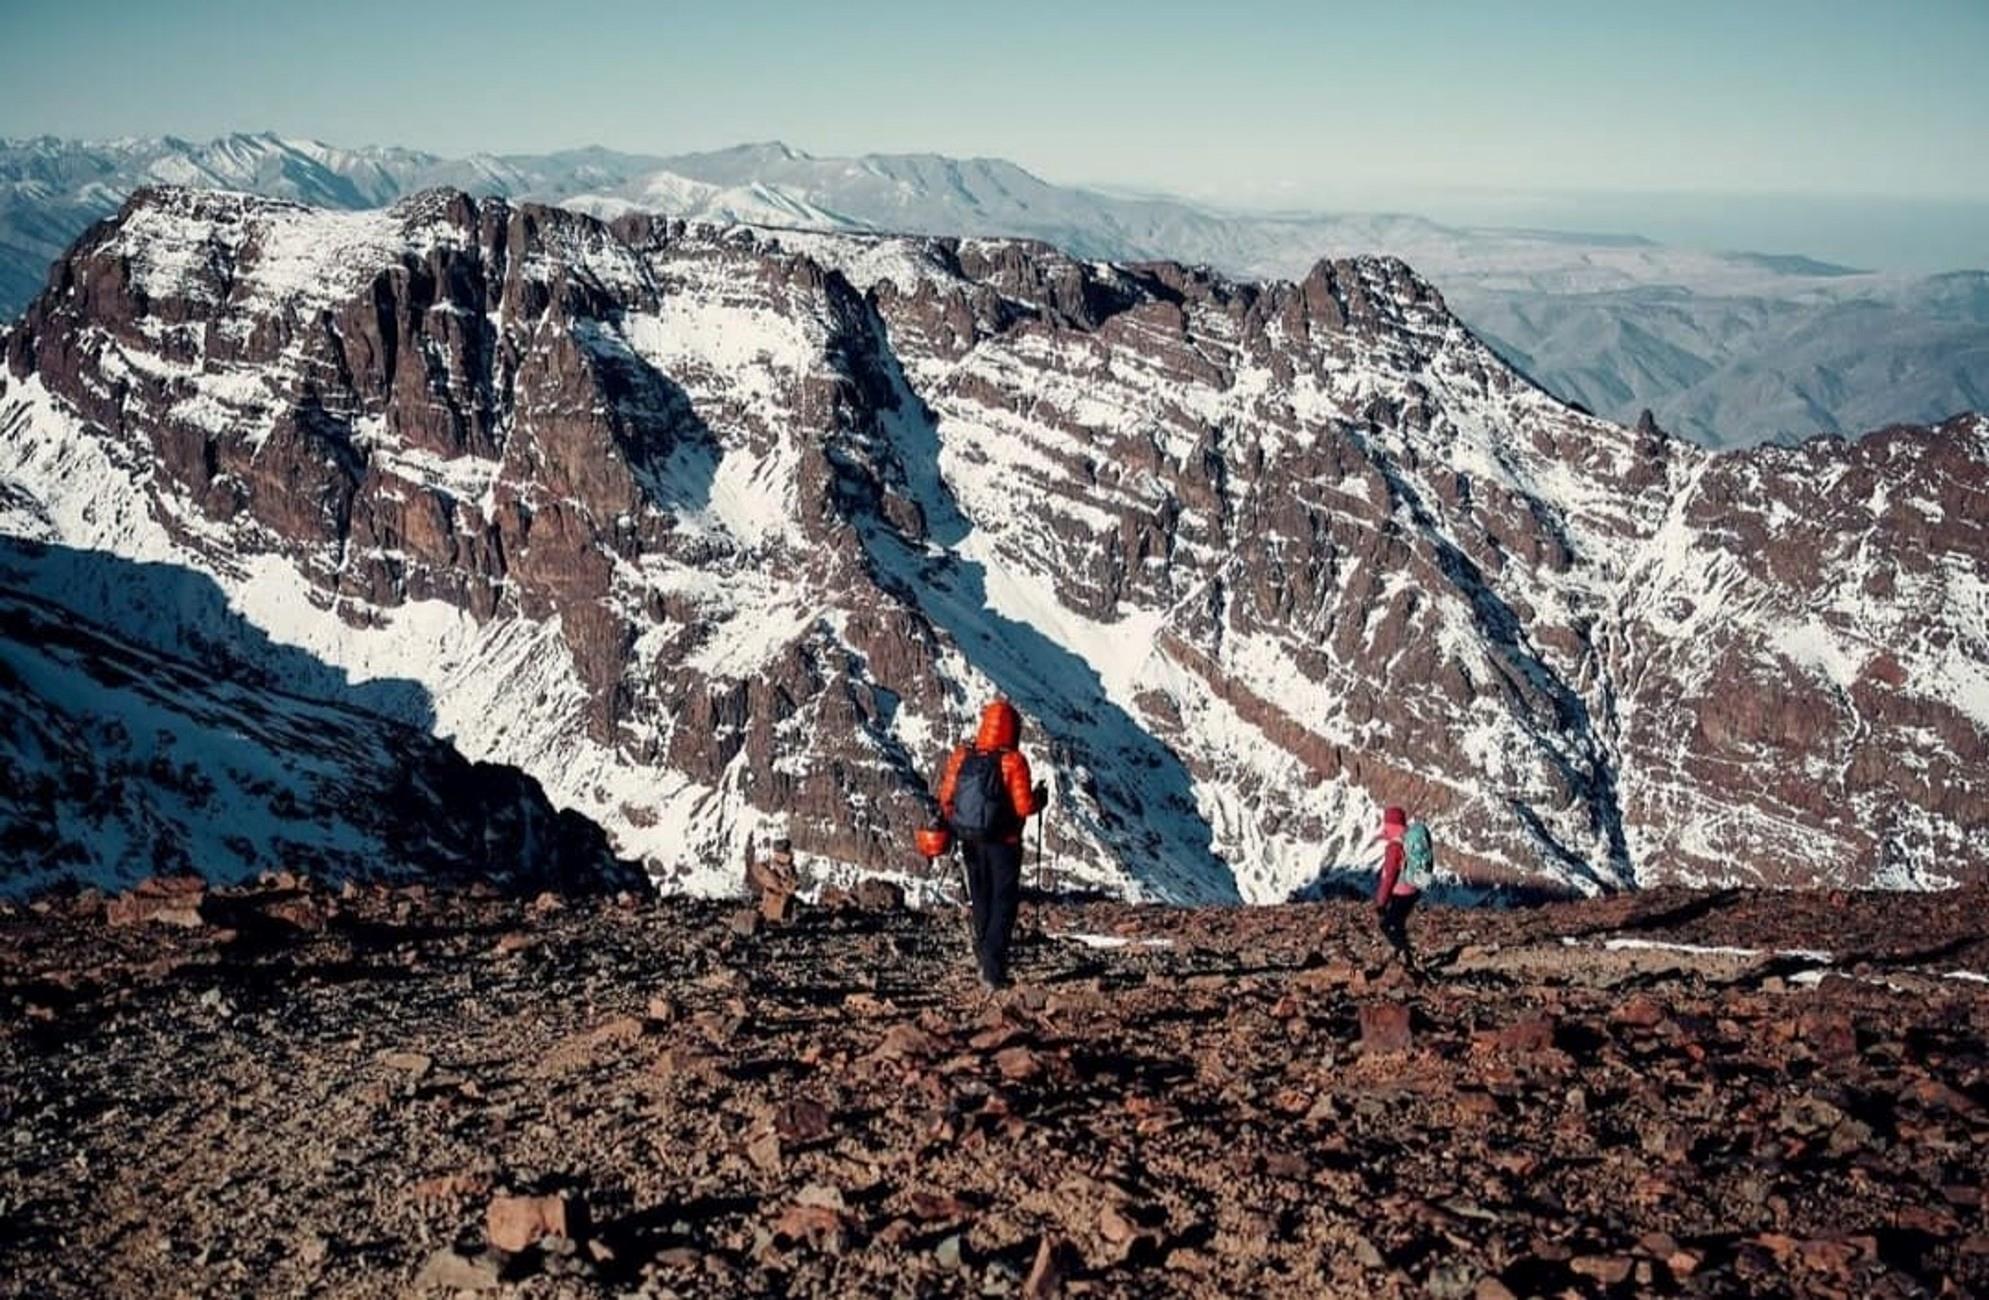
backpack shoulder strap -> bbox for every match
[938,744,969,806]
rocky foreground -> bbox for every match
[2,881,1986,1298]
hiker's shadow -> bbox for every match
[1,537,435,726]
[570,311,724,523]
[1286,863,1574,908]
[1285,865,1382,904]
[0,537,632,894]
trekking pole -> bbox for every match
[1049,772,1058,890]
[1042,799,1058,902]
[955,847,976,951]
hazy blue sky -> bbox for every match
[4,0,1986,264]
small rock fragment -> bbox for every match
[486,1193,572,1253]
[1023,1234,1078,1297]
[1358,1002,1413,1054]
[1425,1261,1478,1299]
[381,1051,434,1078]
[416,1246,502,1291]
[106,877,208,929]
[908,1191,975,1222]
[774,1098,833,1143]
[745,1130,783,1171]
[855,878,907,911]
[1612,996,1667,1029]
[994,1045,1044,1081]
[1495,1014,1557,1054]
[773,1202,848,1254]
[873,1023,944,1062]
[1571,1254,1634,1284]
[795,1183,847,1212]
[1098,1204,1138,1244]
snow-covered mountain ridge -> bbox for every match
[3,133,1984,448]
[1,186,1983,899]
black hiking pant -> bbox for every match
[1379,891,1419,961]
[963,838,1023,984]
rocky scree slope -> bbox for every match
[0,187,1983,899]
[2,882,1987,1297]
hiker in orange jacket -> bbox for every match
[937,698,1045,988]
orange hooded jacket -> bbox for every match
[937,699,1039,845]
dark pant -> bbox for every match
[963,838,1023,983]
[1380,891,1419,959]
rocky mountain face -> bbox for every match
[6,134,1987,447]
[4,882,1987,1296]
[0,187,1983,900]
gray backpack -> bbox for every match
[950,751,1007,842]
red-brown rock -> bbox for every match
[1023,1235,1080,1298]
[105,877,208,929]
[486,1193,573,1253]
[855,878,907,911]
[1359,1001,1413,1053]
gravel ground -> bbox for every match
[2,881,1985,1298]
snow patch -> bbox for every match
[1050,931,1175,950]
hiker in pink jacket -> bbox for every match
[1374,805,1424,976]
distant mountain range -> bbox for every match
[1,131,1985,446]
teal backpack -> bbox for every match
[1401,821,1435,889]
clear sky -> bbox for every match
[3,0,1986,233]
